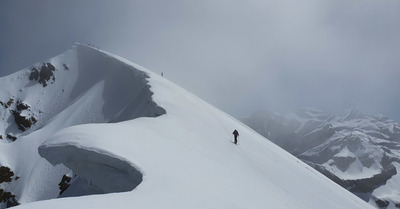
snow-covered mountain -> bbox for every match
[242,108,400,208]
[0,45,373,209]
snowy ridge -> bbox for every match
[0,44,164,206]
[0,45,372,209]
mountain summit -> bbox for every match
[0,45,372,209]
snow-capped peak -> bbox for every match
[0,45,372,209]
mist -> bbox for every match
[1,0,399,120]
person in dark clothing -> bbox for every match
[232,129,239,144]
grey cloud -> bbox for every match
[1,0,399,120]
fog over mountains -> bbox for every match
[242,108,400,208]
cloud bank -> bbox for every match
[1,0,399,119]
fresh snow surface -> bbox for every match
[0,44,372,209]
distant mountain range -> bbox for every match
[242,108,400,208]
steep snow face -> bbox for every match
[0,44,164,206]
[39,143,143,195]
[242,108,400,208]
[1,45,373,209]
[0,44,164,142]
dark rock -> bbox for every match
[375,199,389,208]
[0,135,2,140]
[11,101,37,132]
[0,189,19,208]
[0,166,14,184]
[38,64,54,87]
[62,63,69,70]
[12,111,31,131]
[31,117,37,124]
[29,68,39,81]
[16,101,29,112]
[6,99,13,108]
[0,167,18,208]
[58,175,72,195]
[46,63,56,71]
[29,64,56,87]
[6,135,16,142]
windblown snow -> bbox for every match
[0,44,372,209]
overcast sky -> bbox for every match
[1,0,400,120]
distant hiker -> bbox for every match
[232,129,239,144]
[161,72,164,77]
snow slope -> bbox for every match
[0,45,372,209]
[0,44,164,206]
